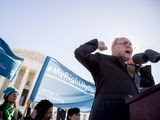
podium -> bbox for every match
[125,83,160,120]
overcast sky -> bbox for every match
[0,0,160,84]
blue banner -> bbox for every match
[0,38,23,81]
[30,56,95,112]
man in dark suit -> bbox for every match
[74,37,155,120]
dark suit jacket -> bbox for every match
[74,39,155,120]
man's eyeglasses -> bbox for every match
[115,41,132,46]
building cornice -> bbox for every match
[13,48,46,63]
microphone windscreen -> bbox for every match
[132,53,149,64]
[145,49,160,63]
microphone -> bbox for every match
[132,52,149,64]
[145,49,160,63]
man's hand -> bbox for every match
[26,99,32,108]
[98,41,108,51]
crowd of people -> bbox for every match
[0,86,80,120]
[0,37,156,120]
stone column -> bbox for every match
[0,78,10,100]
[18,68,30,97]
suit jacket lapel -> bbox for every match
[116,57,133,79]
[116,57,127,71]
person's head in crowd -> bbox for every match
[112,37,133,61]
[0,86,22,120]
[67,108,80,120]
[2,86,19,105]
[33,99,53,120]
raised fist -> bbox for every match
[98,41,108,51]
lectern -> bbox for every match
[125,83,160,120]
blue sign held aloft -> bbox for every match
[30,56,95,112]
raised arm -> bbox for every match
[74,39,107,72]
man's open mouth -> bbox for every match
[125,50,132,54]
